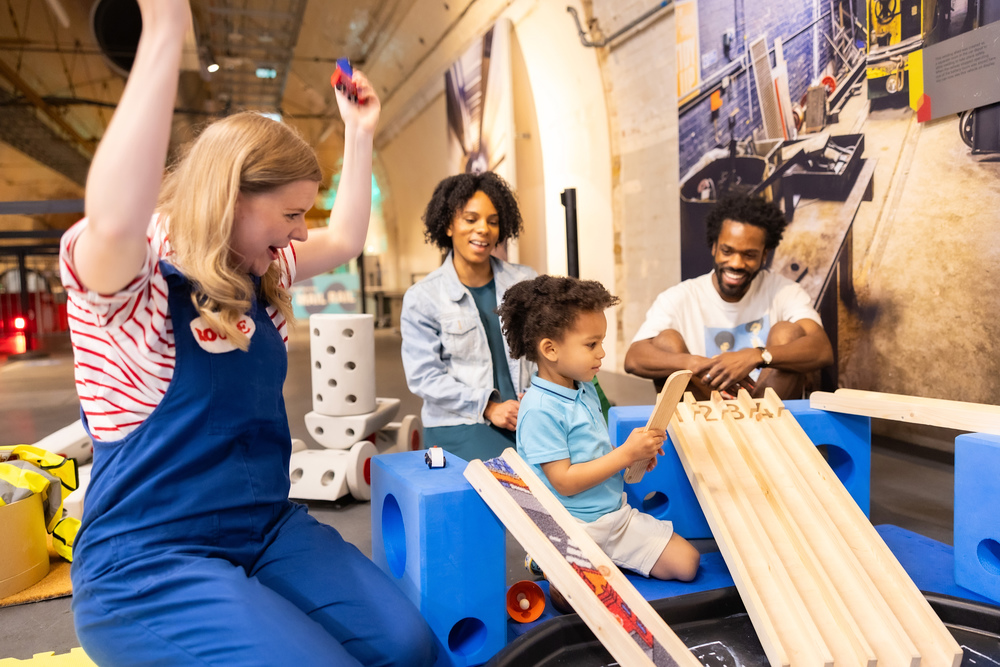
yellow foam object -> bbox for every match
[908,49,924,111]
[0,648,96,666]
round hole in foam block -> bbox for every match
[642,491,670,517]
[382,493,406,578]
[447,617,488,656]
[816,443,855,484]
[979,539,1000,576]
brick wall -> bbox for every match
[679,0,837,176]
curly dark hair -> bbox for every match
[498,275,620,363]
[704,194,787,251]
[422,172,524,251]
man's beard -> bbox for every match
[713,263,760,300]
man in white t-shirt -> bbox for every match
[624,194,834,399]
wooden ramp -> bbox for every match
[669,388,962,667]
[464,449,701,667]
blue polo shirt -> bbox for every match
[516,374,624,522]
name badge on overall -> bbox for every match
[190,316,255,353]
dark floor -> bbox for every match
[0,327,957,660]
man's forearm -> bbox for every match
[624,339,697,378]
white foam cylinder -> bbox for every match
[309,313,376,416]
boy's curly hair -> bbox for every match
[704,193,787,251]
[498,275,619,363]
[422,172,524,251]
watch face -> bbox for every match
[762,350,773,366]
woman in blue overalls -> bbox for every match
[63,1,436,665]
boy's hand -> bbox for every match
[621,427,665,467]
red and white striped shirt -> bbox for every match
[59,216,297,441]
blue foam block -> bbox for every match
[954,433,1000,604]
[507,550,734,641]
[371,451,507,667]
[784,399,871,516]
[609,405,712,538]
[876,524,996,604]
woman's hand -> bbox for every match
[335,69,381,136]
[484,399,520,431]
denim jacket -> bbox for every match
[400,252,537,428]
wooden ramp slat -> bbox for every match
[463,449,700,667]
[810,388,1000,435]
[624,370,692,484]
[729,392,914,667]
[667,389,961,667]
[716,392,879,667]
[674,400,827,667]
[762,390,963,667]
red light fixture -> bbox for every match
[13,316,26,330]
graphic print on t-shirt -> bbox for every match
[703,315,770,356]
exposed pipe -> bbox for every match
[561,189,579,278]
[567,1,674,48]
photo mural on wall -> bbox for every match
[444,18,516,183]
[674,0,1000,402]
[443,18,517,261]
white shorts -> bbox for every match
[576,494,674,577]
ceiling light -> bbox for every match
[207,62,220,73]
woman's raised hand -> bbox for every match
[335,69,381,136]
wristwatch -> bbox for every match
[756,347,772,368]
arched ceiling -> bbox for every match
[0,0,495,236]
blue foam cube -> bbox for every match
[785,399,871,516]
[610,405,712,538]
[371,451,506,666]
[954,433,1000,604]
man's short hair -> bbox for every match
[705,194,787,251]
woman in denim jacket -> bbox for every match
[400,172,537,462]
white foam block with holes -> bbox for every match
[309,313,376,416]
[288,449,351,501]
[304,397,401,450]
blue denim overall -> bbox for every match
[71,261,435,666]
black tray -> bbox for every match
[487,586,1000,667]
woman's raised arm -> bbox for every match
[73,0,192,294]
[293,71,381,282]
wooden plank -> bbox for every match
[463,449,699,667]
[731,391,917,667]
[624,370,692,484]
[695,398,833,667]
[810,388,1000,435]
[763,389,964,667]
[714,392,878,667]
[672,399,790,667]
[672,400,829,667]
